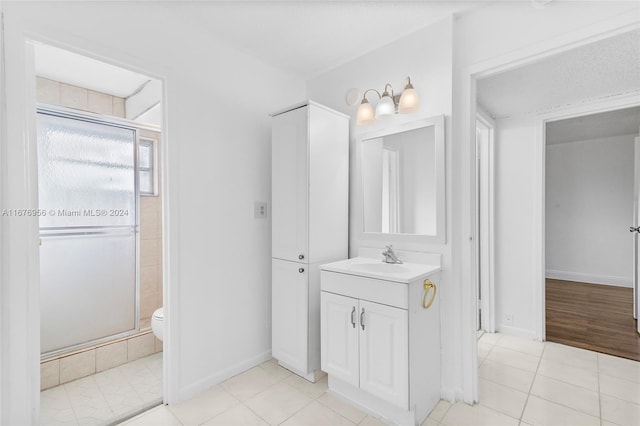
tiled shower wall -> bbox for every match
[37,77,163,390]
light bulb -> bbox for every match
[398,79,419,114]
[375,95,395,118]
[356,99,375,125]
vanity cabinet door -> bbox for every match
[272,259,309,372]
[271,106,309,262]
[320,292,359,387]
[359,300,408,409]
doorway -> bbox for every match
[34,42,166,425]
[474,28,640,350]
[475,112,495,334]
[544,107,640,360]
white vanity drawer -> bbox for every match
[320,270,408,309]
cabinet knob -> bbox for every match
[298,254,305,260]
[298,268,305,273]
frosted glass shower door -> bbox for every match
[37,111,138,355]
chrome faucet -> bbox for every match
[382,245,403,264]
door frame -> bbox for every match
[0,26,172,424]
[475,109,495,333]
[533,93,640,340]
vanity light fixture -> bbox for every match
[356,76,420,125]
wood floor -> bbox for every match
[546,278,640,361]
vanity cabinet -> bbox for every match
[271,101,349,382]
[320,259,441,426]
[321,292,408,407]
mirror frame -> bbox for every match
[358,115,446,244]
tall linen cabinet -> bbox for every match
[271,101,349,382]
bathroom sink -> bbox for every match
[347,262,411,274]
[320,257,440,283]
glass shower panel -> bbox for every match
[37,110,138,356]
[37,113,136,228]
[40,231,136,354]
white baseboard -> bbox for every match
[496,325,537,340]
[176,350,272,403]
[546,269,632,288]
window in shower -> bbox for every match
[139,137,157,196]
[37,108,139,357]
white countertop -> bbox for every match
[320,256,441,284]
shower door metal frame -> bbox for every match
[37,103,159,358]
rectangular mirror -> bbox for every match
[360,115,445,242]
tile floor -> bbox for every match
[120,333,640,426]
[41,352,163,425]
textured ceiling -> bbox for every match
[477,30,640,119]
[546,107,640,145]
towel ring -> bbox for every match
[423,279,437,309]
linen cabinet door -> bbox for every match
[320,292,359,386]
[358,300,408,408]
[271,106,309,262]
[272,259,309,372]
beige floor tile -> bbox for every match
[478,378,528,419]
[421,417,439,426]
[599,353,640,384]
[440,402,518,426]
[259,359,293,382]
[203,404,269,425]
[479,360,536,392]
[427,399,452,421]
[427,399,452,422]
[317,393,367,424]
[478,342,493,362]
[530,374,600,417]
[284,374,328,399]
[222,366,283,401]
[542,342,598,372]
[244,382,313,425]
[486,346,541,372]
[601,394,640,426]
[478,333,502,346]
[599,373,640,405]
[40,386,77,425]
[168,385,239,425]
[521,395,599,426]
[537,358,598,391]
[358,416,386,426]
[495,335,545,357]
[122,405,181,426]
[281,400,355,426]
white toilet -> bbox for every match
[151,307,164,341]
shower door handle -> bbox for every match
[631,226,640,233]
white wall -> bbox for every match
[546,135,635,287]
[308,17,457,398]
[452,0,639,401]
[0,1,305,423]
[493,116,539,335]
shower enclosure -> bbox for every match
[37,109,139,356]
